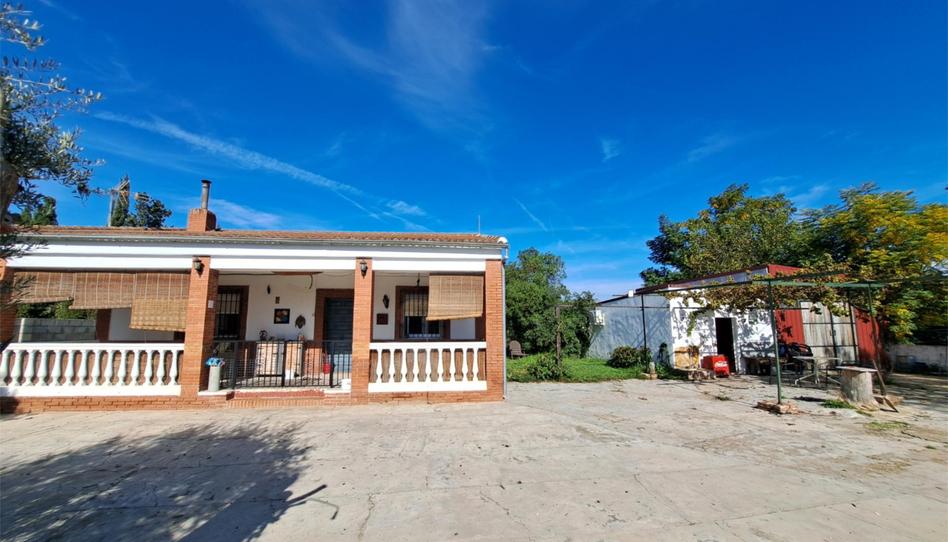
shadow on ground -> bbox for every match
[0,422,323,542]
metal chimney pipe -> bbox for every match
[200,179,211,209]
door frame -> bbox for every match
[714,317,737,372]
[314,289,354,343]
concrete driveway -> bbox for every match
[2,378,947,541]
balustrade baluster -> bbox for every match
[472,348,480,382]
[143,350,154,385]
[65,350,76,385]
[400,348,408,383]
[9,350,22,386]
[51,350,64,386]
[448,349,456,382]
[461,349,469,382]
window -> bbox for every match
[214,287,246,340]
[399,288,445,340]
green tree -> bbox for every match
[505,248,594,356]
[1,4,100,257]
[640,184,807,284]
[130,192,171,228]
[804,184,948,342]
[17,194,56,225]
[108,176,172,229]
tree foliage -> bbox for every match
[804,184,948,342]
[16,194,56,226]
[1,3,100,256]
[505,248,595,357]
[108,175,172,229]
[641,184,807,284]
[640,183,947,343]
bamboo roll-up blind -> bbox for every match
[12,272,75,303]
[426,274,484,320]
[129,273,190,331]
[70,273,135,309]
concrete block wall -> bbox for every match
[14,318,96,342]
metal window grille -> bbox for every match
[215,289,243,340]
[402,290,441,339]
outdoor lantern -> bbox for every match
[382,294,390,308]
[360,259,368,277]
[192,257,204,274]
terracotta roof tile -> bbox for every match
[19,226,507,246]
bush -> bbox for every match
[526,353,566,381]
[608,346,651,368]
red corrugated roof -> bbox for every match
[18,226,507,246]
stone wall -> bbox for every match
[887,343,948,374]
[14,318,95,342]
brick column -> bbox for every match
[350,258,373,402]
[0,261,15,345]
[181,257,218,397]
[484,259,505,400]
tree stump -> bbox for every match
[840,367,878,409]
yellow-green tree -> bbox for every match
[806,184,947,342]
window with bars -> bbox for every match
[215,287,246,340]
[400,288,443,339]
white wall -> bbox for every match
[668,297,774,372]
[887,344,948,373]
[218,272,351,341]
[108,308,176,342]
[372,272,477,341]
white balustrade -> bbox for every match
[0,343,184,397]
[368,342,487,392]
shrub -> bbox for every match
[608,346,651,368]
[526,353,566,381]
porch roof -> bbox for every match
[16,226,508,249]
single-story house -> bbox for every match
[588,264,882,373]
[0,181,508,413]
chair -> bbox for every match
[508,340,526,358]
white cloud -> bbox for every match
[245,0,490,132]
[210,199,283,229]
[686,133,740,162]
[386,200,426,216]
[95,112,430,230]
[788,183,830,208]
[513,199,548,232]
[600,138,621,162]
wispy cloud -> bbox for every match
[787,183,830,208]
[95,112,431,228]
[245,0,491,133]
[204,199,283,229]
[386,200,426,217]
[686,133,741,162]
[600,138,621,162]
[513,199,548,232]
[37,0,82,21]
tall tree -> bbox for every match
[16,194,56,226]
[640,184,807,284]
[1,3,100,256]
[804,184,948,342]
[505,248,594,356]
[107,176,172,229]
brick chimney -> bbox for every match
[187,179,217,232]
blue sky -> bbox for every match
[30,0,948,298]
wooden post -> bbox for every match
[840,366,877,408]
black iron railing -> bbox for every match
[213,340,351,389]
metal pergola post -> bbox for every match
[767,281,784,404]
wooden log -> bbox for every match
[840,367,878,408]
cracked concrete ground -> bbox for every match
[2,376,947,541]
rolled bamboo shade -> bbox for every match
[426,274,484,320]
[12,272,75,304]
[129,273,190,331]
[70,273,135,309]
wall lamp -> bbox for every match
[359,259,368,278]
[192,256,205,274]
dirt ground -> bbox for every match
[1,375,946,541]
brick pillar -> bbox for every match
[484,259,505,400]
[0,261,15,345]
[350,258,373,402]
[181,257,218,397]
